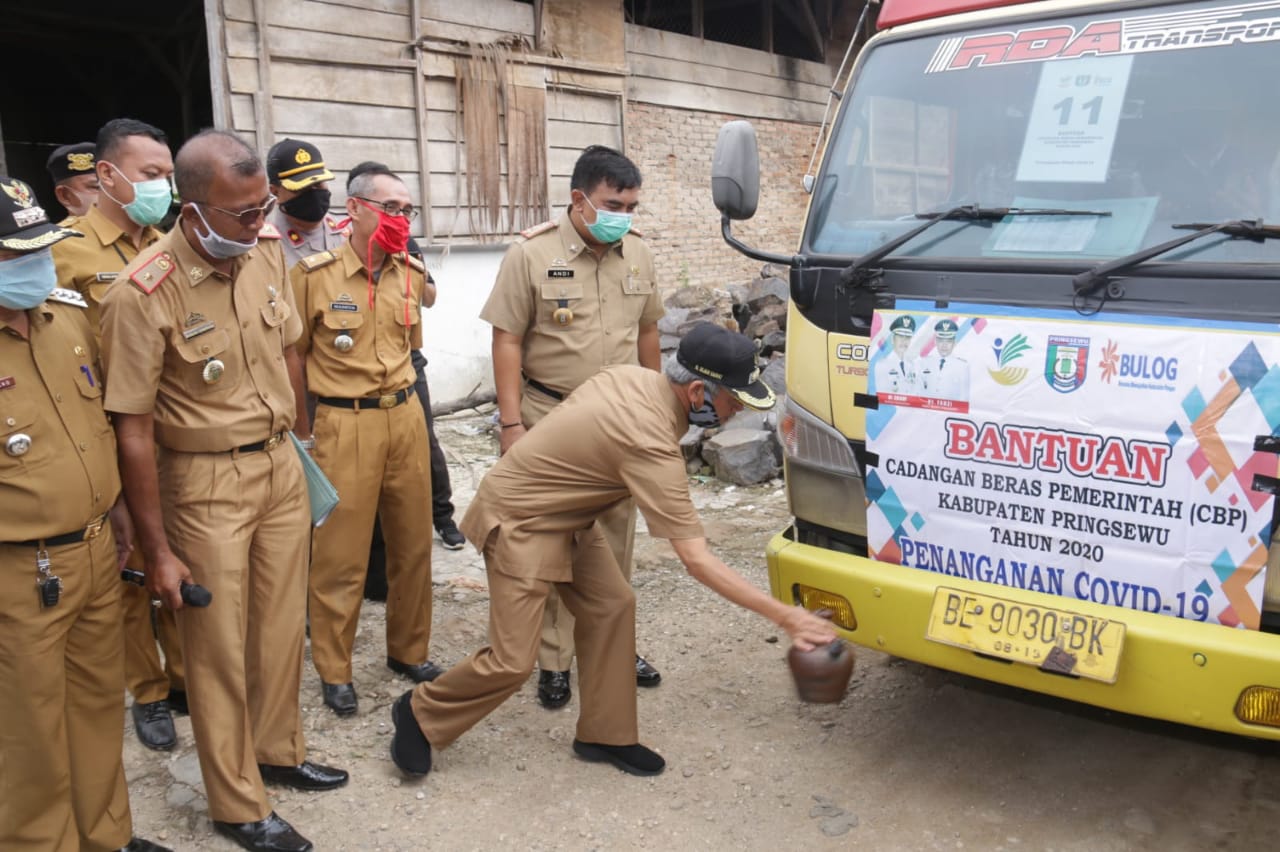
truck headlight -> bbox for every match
[778,398,865,536]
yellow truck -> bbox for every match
[712,0,1280,737]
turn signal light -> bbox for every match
[793,584,857,630]
[1235,686,1280,727]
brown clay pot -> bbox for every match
[788,638,855,703]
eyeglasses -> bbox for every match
[194,194,278,226]
[352,196,419,221]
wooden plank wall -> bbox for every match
[213,0,827,244]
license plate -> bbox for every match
[925,587,1126,683]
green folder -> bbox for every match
[288,432,339,526]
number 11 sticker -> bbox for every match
[1016,54,1134,184]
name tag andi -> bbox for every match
[329,302,359,312]
[181,321,216,340]
[95,272,118,282]
[546,268,574,279]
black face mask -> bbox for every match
[688,387,721,428]
[279,187,331,224]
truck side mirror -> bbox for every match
[712,121,760,221]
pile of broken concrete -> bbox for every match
[658,269,789,486]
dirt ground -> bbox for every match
[124,410,1280,851]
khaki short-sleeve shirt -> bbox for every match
[50,205,162,338]
[290,242,425,397]
[459,366,704,581]
[0,294,120,540]
[480,211,664,397]
[99,227,303,453]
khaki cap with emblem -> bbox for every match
[0,176,81,252]
[267,138,336,191]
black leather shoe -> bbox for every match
[165,688,189,716]
[537,669,571,709]
[437,522,466,550]
[131,700,176,751]
[635,654,662,687]
[321,681,357,716]
[120,838,172,852]
[387,656,445,683]
[258,760,349,792]
[213,811,312,852]
[389,690,432,776]
[573,739,666,776]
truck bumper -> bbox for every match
[767,529,1280,740]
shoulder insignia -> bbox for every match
[259,222,282,239]
[47,287,88,308]
[129,252,175,294]
[406,254,425,273]
[519,220,556,240]
[299,250,339,272]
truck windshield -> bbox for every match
[808,0,1280,265]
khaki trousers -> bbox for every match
[521,383,639,671]
[412,524,638,748]
[159,440,309,823]
[0,531,132,851]
[310,395,433,684]
[122,548,185,704]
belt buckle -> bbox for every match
[378,393,398,409]
[264,433,283,451]
[84,515,105,540]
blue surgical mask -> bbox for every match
[582,195,633,244]
[688,387,721,429]
[0,248,57,310]
[101,161,172,227]
[191,204,257,259]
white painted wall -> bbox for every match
[419,244,507,404]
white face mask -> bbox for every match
[190,204,256,259]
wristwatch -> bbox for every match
[295,434,316,450]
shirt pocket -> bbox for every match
[321,310,364,354]
[539,282,584,330]
[0,394,52,480]
[172,328,236,395]
[260,299,292,329]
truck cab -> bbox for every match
[713,0,1280,736]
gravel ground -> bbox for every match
[124,411,1280,851]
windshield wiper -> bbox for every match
[1073,219,1280,296]
[842,205,1111,289]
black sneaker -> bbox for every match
[437,522,466,550]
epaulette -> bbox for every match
[129,252,175,294]
[259,222,282,239]
[298,250,339,272]
[47,287,88,307]
[406,254,425,273]
[519,220,556,240]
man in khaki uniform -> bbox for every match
[0,177,168,852]
[50,118,186,752]
[100,131,346,852]
[388,323,837,778]
[265,138,349,270]
[46,141,100,221]
[483,145,664,709]
[290,165,440,718]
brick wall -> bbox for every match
[626,101,819,297]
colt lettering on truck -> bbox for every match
[711,0,1280,735]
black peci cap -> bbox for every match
[676,322,775,410]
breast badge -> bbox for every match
[202,358,225,385]
[6,433,31,457]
